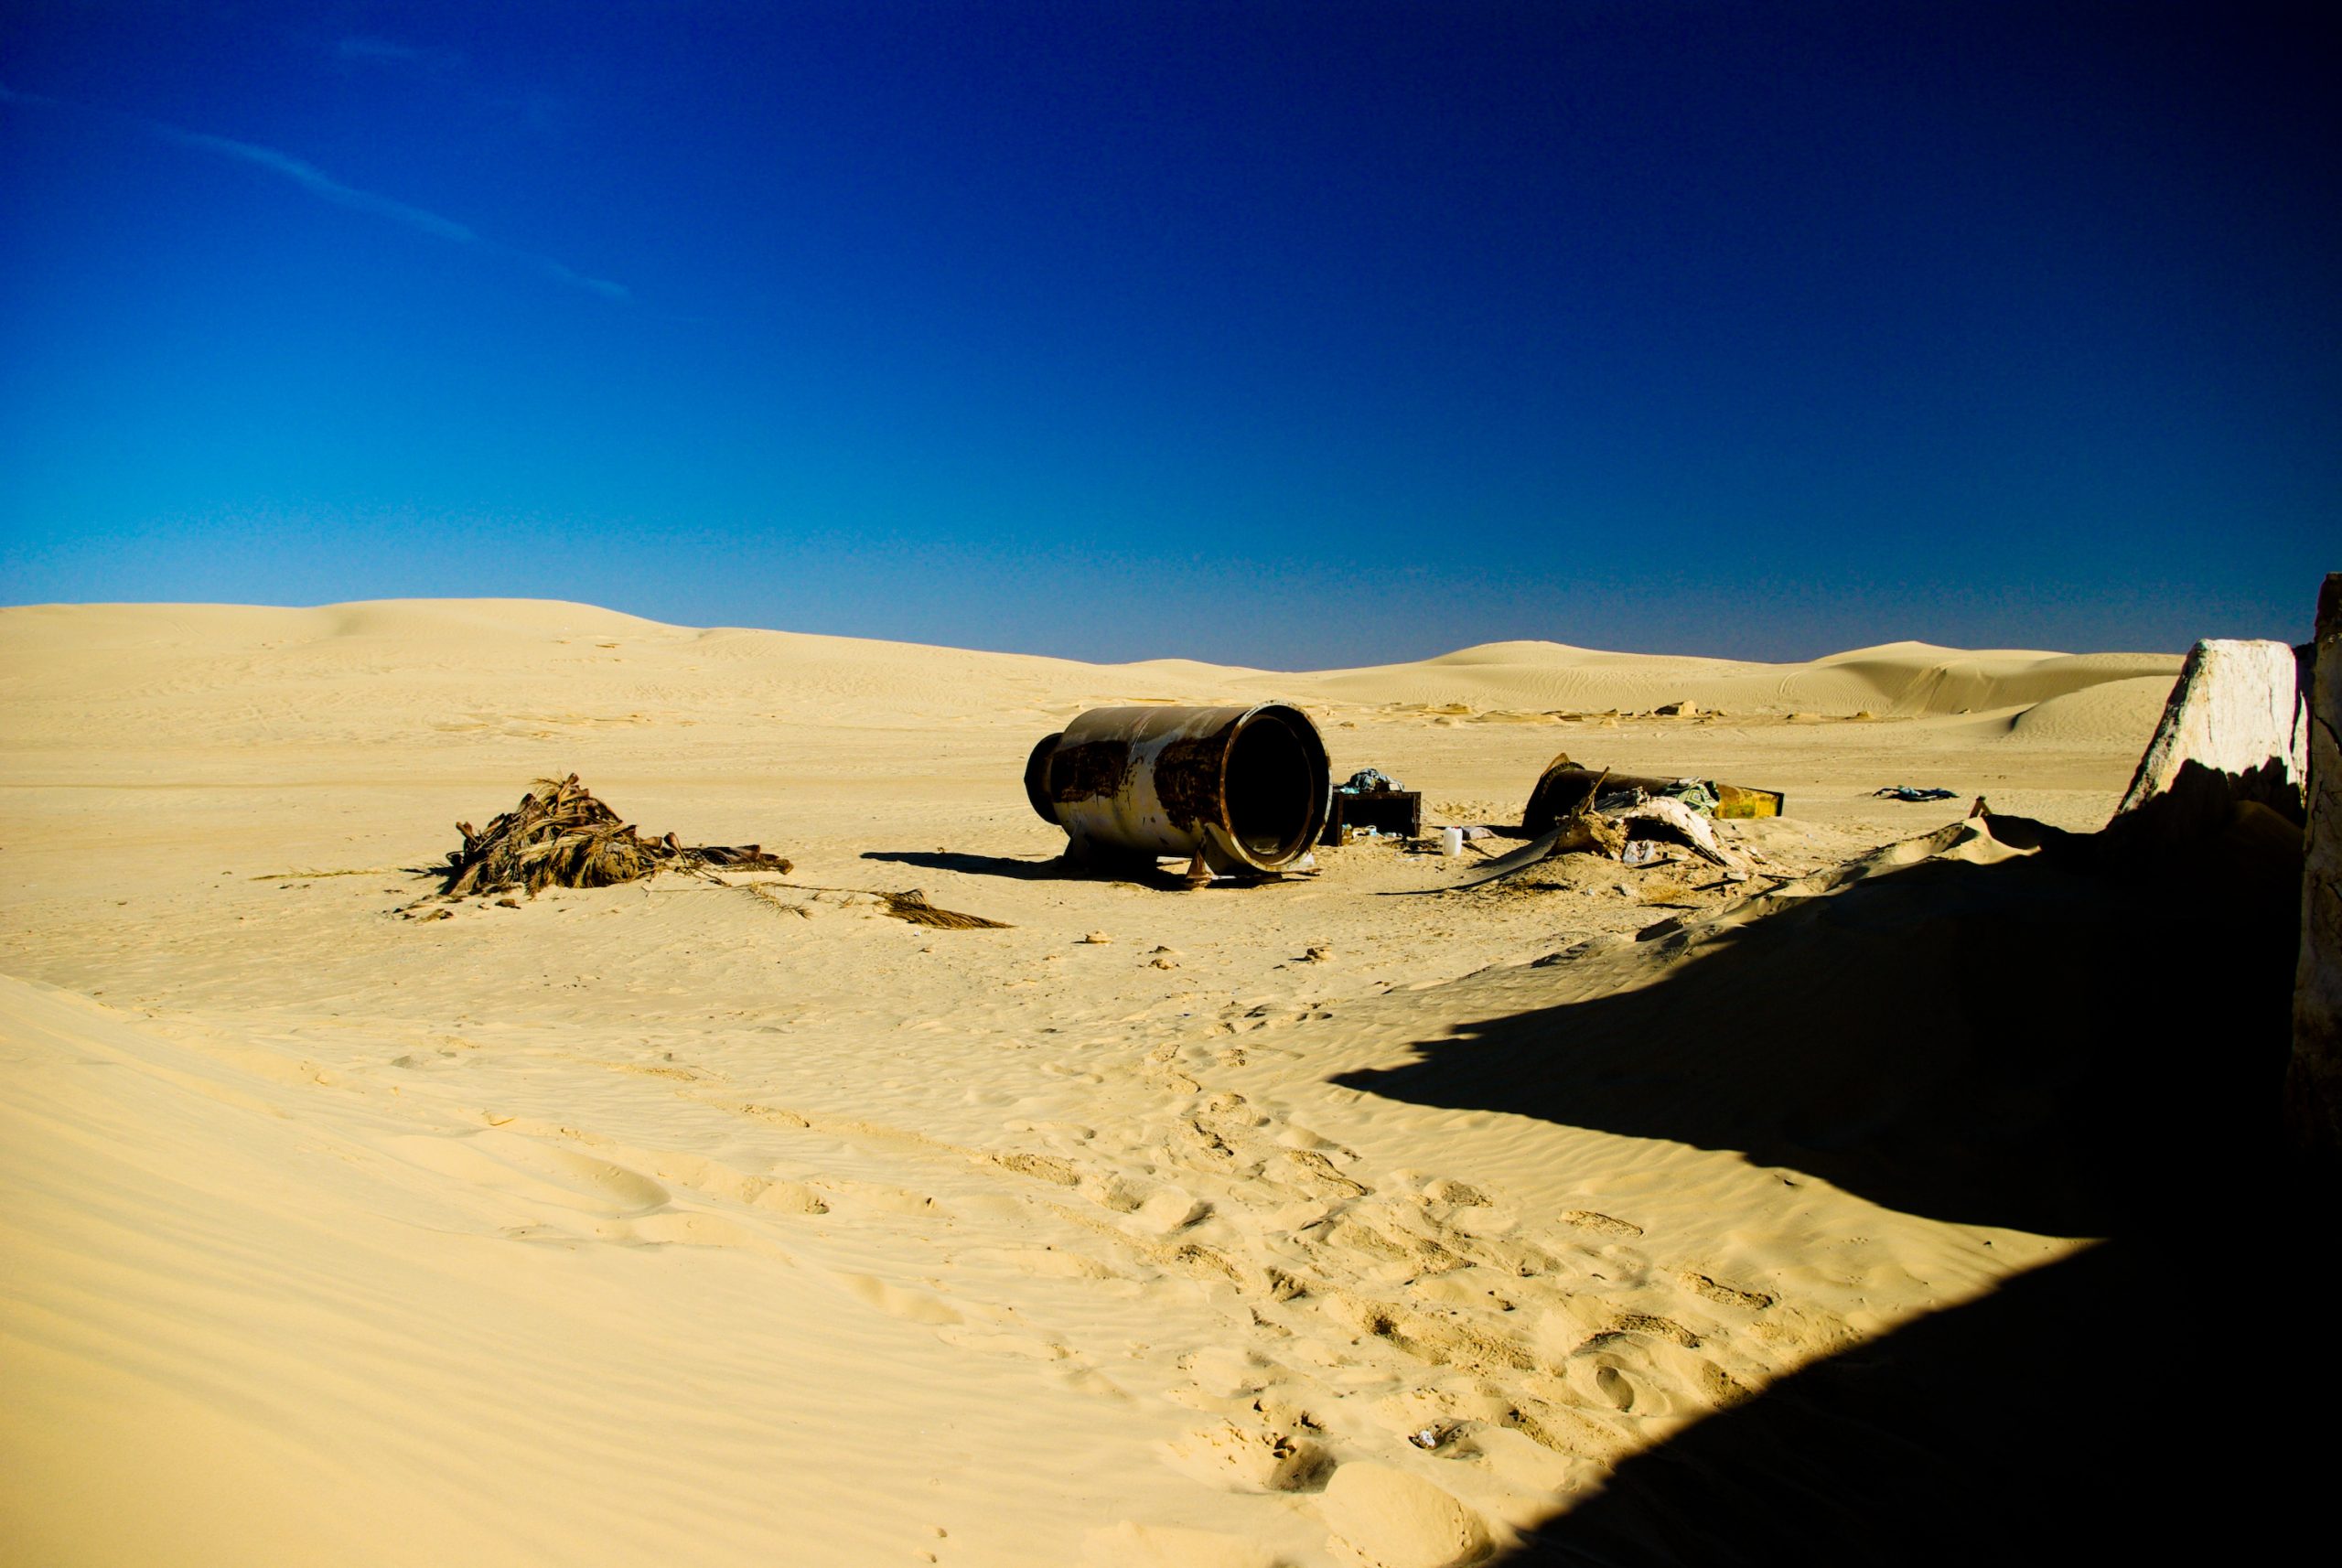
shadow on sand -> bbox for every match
[1501,1233,2311,1565]
[862,847,1275,892]
[860,849,1069,882]
[1333,810,2307,1561]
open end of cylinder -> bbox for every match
[1224,707,1329,865]
[1024,732,1064,823]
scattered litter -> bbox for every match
[1438,829,1564,887]
[1613,797,1746,869]
[1439,827,1464,857]
[1873,786,1959,802]
[1303,945,1331,962]
[1324,766,1423,843]
[1437,760,1752,895]
[1524,755,1782,831]
[1664,779,1720,814]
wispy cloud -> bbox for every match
[336,37,426,63]
[160,126,478,241]
[2,84,627,301]
[334,36,466,74]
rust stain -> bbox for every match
[1153,725,1234,830]
[1048,739,1131,804]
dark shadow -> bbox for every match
[1337,809,2303,1238]
[862,847,1297,892]
[1330,806,2309,1559]
[860,850,1070,882]
[1508,1231,2310,1566]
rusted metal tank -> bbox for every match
[1025,704,1331,875]
[1521,757,1785,832]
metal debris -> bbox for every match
[1026,704,1331,880]
[1322,767,1423,843]
[1524,756,1783,831]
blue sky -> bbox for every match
[2,2,2333,667]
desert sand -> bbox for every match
[0,600,2197,1566]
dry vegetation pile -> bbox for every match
[440,774,790,896]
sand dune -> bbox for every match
[0,597,2181,746]
[0,600,2197,1565]
[1294,639,2178,725]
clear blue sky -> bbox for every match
[3,2,2333,667]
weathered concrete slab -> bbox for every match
[2112,638,2308,839]
[2290,576,2342,1168]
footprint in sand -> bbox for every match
[935,1326,1070,1361]
[954,1244,1122,1281]
[1559,1209,1642,1239]
[1078,1172,1209,1234]
[1159,1418,1329,1493]
[1559,1320,1729,1421]
[1681,1271,1778,1310]
[601,1210,779,1253]
[811,1178,945,1218]
[826,1269,963,1326]
[385,1129,670,1218]
[1176,1345,1272,1399]
[988,1150,1082,1187]
[1593,1364,1636,1412]
[644,1149,828,1214]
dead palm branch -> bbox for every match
[440,774,790,897]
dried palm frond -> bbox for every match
[877,889,1012,929]
[439,774,790,897]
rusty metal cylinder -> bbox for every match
[1025,703,1331,874]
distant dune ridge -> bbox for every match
[0,599,2207,1567]
[0,596,2182,744]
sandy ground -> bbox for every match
[0,600,2186,1567]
